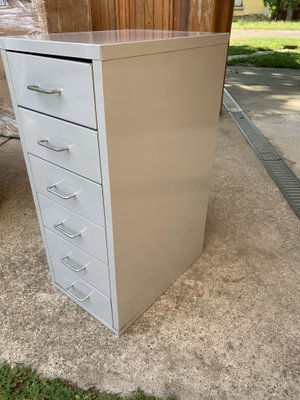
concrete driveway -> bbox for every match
[1,103,300,398]
[0,7,300,398]
[226,66,300,179]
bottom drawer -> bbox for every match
[45,229,110,297]
[52,259,113,326]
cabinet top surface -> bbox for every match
[0,29,229,60]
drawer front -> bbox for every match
[7,52,96,129]
[30,155,105,227]
[19,108,101,183]
[38,194,108,264]
[52,258,112,326]
[45,229,110,297]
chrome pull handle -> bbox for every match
[37,139,70,152]
[66,283,91,302]
[47,183,80,200]
[60,255,89,272]
[54,222,84,238]
[27,84,62,94]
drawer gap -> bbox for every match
[28,153,101,185]
[19,106,97,131]
[7,50,92,64]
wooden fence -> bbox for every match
[44,0,234,33]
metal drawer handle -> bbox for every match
[27,84,62,95]
[61,255,90,272]
[37,139,70,152]
[66,283,92,302]
[47,183,80,200]
[54,222,84,238]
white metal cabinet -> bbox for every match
[1,30,229,335]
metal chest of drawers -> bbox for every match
[1,30,229,335]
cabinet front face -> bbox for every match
[2,47,115,333]
[1,31,228,335]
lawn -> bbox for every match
[232,20,300,30]
[229,37,300,55]
[228,51,300,68]
[0,362,176,400]
[228,37,300,68]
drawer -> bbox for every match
[45,229,110,297]
[19,108,101,183]
[52,258,112,326]
[7,52,96,129]
[30,155,105,227]
[38,194,108,264]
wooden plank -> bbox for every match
[99,0,110,30]
[116,0,126,29]
[153,0,163,30]
[128,0,136,28]
[173,0,188,31]
[145,0,154,29]
[187,0,233,32]
[188,0,209,31]
[45,0,233,34]
[172,0,180,30]
[169,0,174,30]
[90,0,101,31]
[162,0,170,30]
[199,0,211,31]
[44,0,92,33]
[107,0,117,29]
[136,0,145,28]
[188,0,197,31]
[210,0,234,32]
[124,0,130,28]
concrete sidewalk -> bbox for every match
[226,66,300,178]
[231,29,300,39]
[1,107,300,398]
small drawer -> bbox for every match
[30,155,104,227]
[38,194,108,265]
[7,52,96,129]
[52,258,112,326]
[19,108,101,183]
[45,229,110,297]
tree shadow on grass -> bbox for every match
[228,44,271,56]
[228,52,300,69]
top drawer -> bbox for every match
[7,52,97,129]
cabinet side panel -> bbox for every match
[102,45,227,329]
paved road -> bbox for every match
[231,29,300,39]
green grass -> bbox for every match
[228,51,300,68]
[0,362,176,400]
[228,37,300,68]
[232,20,300,30]
[229,37,300,56]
